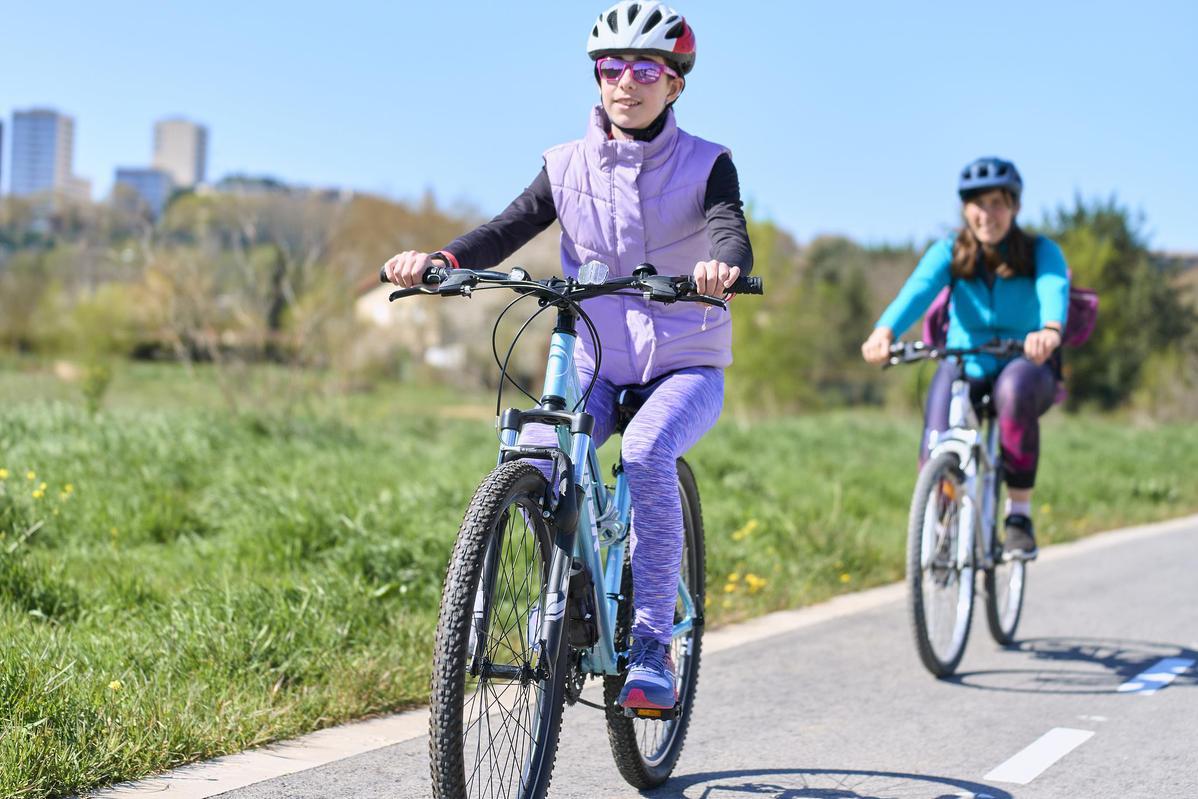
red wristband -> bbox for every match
[435,250,460,269]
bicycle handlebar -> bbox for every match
[884,338,1026,368]
[378,262,763,307]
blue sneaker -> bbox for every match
[618,637,677,710]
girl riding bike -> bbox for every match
[382,1,752,712]
[861,157,1069,561]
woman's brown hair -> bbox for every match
[950,190,1037,280]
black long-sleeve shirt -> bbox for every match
[443,153,753,274]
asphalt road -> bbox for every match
[198,519,1198,798]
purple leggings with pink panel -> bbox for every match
[921,357,1057,489]
[520,366,724,647]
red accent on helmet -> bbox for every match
[671,22,695,55]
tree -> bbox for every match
[1045,197,1194,410]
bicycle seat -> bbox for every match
[615,389,643,434]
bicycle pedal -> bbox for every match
[622,704,678,720]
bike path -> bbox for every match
[95,516,1198,798]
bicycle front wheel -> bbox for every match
[907,451,975,677]
[603,457,705,789]
[429,461,569,799]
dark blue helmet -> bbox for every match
[958,157,1022,201]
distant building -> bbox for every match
[153,118,207,188]
[10,109,77,198]
[208,173,354,204]
[114,167,174,218]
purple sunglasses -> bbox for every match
[595,57,678,85]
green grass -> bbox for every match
[1,361,1196,797]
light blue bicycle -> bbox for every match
[383,261,761,798]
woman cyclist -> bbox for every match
[382,1,752,712]
[861,157,1068,560]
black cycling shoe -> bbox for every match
[1003,513,1038,561]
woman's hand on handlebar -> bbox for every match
[1024,327,1061,366]
[382,251,439,288]
[861,327,894,365]
[693,260,741,298]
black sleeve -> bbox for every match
[703,153,754,275]
[442,168,558,269]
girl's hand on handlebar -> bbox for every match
[1024,327,1061,365]
[693,260,741,299]
[861,327,894,365]
[382,251,435,288]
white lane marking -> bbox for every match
[1116,657,1196,695]
[1077,715,1108,722]
[985,728,1094,785]
[92,513,1198,798]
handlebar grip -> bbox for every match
[379,260,451,285]
[727,275,763,295]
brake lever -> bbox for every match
[684,294,728,310]
[388,286,437,302]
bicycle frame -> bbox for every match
[926,365,1002,572]
[488,307,697,677]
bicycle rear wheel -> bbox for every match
[429,461,569,799]
[907,451,974,677]
[603,457,705,789]
[985,473,1027,645]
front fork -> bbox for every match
[472,423,593,679]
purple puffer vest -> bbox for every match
[543,106,731,386]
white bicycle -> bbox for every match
[887,339,1030,677]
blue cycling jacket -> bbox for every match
[876,236,1070,378]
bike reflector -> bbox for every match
[579,260,610,285]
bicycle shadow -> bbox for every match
[944,635,1198,695]
[648,767,1013,799]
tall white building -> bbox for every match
[152,118,207,188]
[10,109,77,198]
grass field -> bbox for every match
[2,360,1196,798]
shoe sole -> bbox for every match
[618,687,676,710]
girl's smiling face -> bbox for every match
[598,53,684,134]
[963,188,1018,245]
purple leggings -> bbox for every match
[521,366,724,646]
[921,357,1057,489]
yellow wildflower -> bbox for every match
[728,572,741,583]
[26,471,36,481]
[32,490,44,500]
[745,574,767,594]
[723,582,737,594]
[0,468,9,480]
[38,482,47,491]
[64,484,74,494]
[108,680,123,692]
[731,518,759,542]
[839,573,852,584]
[1041,504,1052,515]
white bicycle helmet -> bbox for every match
[587,1,696,75]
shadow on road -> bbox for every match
[649,767,1013,799]
[945,635,1198,695]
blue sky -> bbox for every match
[4,1,1196,249]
